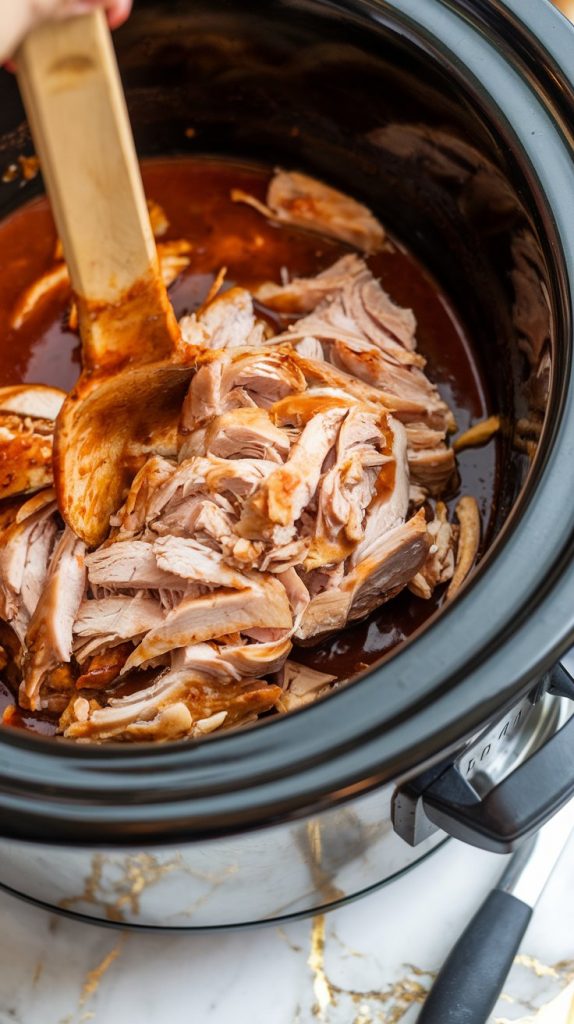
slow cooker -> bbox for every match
[0,0,573,929]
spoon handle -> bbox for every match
[16,10,176,369]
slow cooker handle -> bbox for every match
[421,668,574,853]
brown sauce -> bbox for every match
[0,156,498,730]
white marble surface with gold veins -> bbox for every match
[0,832,572,1023]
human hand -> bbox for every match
[1,0,133,65]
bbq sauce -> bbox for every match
[0,157,499,729]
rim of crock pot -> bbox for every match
[0,0,574,845]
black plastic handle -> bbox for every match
[418,889,532,1024]
[422,710,574,852]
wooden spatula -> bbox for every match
[16,10,193,546]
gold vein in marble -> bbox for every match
[307,917,433,1022]
[495,979,574,1024]
[276,926,303,953]
[309,915,333,1018]
[79,935,126,1007]
[353,1003,373,1024]
[515,954,561,979]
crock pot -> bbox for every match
[0,0,573,930]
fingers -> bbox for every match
[1,0,133,69]
[105,0,132,29]
[59,1,133,28]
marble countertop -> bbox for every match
[0,831,572,1024]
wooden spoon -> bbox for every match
[16,10,194,546]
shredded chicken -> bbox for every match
[409,502,456,599]
[62,672,283,742]
[0,171,486,741]
[447,496,481,599]
[11,240,192,333]
[278,660,336,711]
[53,341,437,738]
[21,527,86,711]
[0,490,59,644]
[147,198,169,238]
[232,169,385,252]
[0,385,65,500]
[453,415,501,452]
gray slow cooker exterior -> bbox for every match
[0,690,568,928]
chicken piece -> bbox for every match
[344,508,429,623]
[171,633,293,679]
[290,347,392,409]
[170,642,242,681]
[110,456,175,538]
[199,455,278,504]
[262,257,454,442]
[278,660,336,711]
[147,198,169,238]
[234,172,385,252]
[154,496,234,544]
[124,420,179,468]
[10,264,70,330]
[0,385,65,422]
[250,537,308,573]
[330,339,449,429]
[256,254,365,314]
[348,417,410,554]
[73,594,165,663]
[409,502,456,599]
[453,415,501,452]
[404,422,447,451]
[221,350,307,408]
[0,492,58,643]
[122,576,293,672]
[447,496,481,598]
[274,281,422,374]
[277,566,310,627]
[62,671,283,742]
[270,388,359,427]
[12,240,190,335]
[145,455,275,531]
[0,385,65,500]
[238,406,347,541]
[157,240,194,288]
[180,287,267,351]
[408,446,456,497]
[180,359,224,426]
[203,408,291,463]
[349,271,418,356]
[76,643,132,690]
[306,409,392,569]
[260,255,419,363]
[295,421,412,640]
[181,348,306,430]
[219,635,293,677]
[294,586,353,642]
[86,540,187,591]
[293,336,324,361]
[153,536,253,590]
[20,528,86,711]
